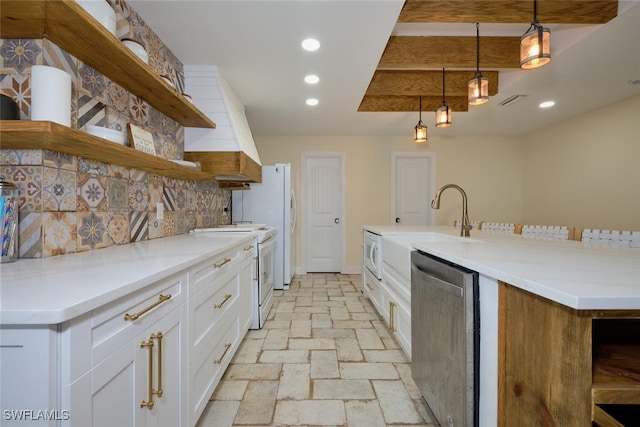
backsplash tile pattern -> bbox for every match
[0,0,230,259]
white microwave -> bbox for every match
[363,230,383,280]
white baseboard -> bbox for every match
[292,265,362,276]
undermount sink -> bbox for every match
[413,232,480,243]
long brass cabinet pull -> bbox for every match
[124,294,172,321]
[214,343,232,364]
[140,338,155,409]
[151,332,163,397]
[214,258,232,268]
[243,245,254,252]
[214,294,232,309]
[140,332,164,409]
[389,301,396,332]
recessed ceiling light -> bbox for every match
[306,98,319,106]
[304,74,320,85]
[539,101,555,108]
[629,77,640,85]
[301,38,320,51]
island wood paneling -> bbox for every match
[497,282,592,426]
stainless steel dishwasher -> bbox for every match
[411,250,479,427]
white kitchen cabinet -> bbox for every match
[0,326,60,427]
[64,272,188,427]
[187,247,253,425]
[381,268,412,359]
[362,267,382,312]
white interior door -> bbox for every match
[303,154,343,272]
[391,152,436,225]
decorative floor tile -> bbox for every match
[129,211,148,242]
[194,401,238,427]
[313,379,375,399]
[107,211,129,245]
[163,210,176,236]
[211,380,248,401]
[107,178,129,211]
[233,381,278,425]
[78,158,108,175]
[273,400,346,426]
[77,173,108,212]
[372,380,423,424]
[1,166,42,212]
[310,350,339,379]
[0,74,30,118]
[77,211,109,251]
[0,39,42,74]
[43,167,76,211]
[148,213,163,240]
[277,363,310,400]
[129,180,149,212]
[43,151,76,170]
[0,149,42,166]
[345,400,387,427]
[42,212,76,257]
[18,211,43,258]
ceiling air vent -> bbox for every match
[498,94,527,107]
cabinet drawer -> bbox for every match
[189,268,240,354]
[190,313,240,422]
[363,268,381,311]
[188,245,244,297]
[382,267,411,308]
[90,272,185,366]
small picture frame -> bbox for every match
[127,123,156,155]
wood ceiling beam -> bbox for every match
[379,36,520,69]
[366,70,499,97]
[358,95,470,113]
[398,0,618,24]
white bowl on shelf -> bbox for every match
[121,38,149,64]
[86,125,126,145]
[77,0,117,36]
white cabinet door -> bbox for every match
[237,252,254,332]
[141,306,187,427]
[0,326,60,427]
[87,338,140,427]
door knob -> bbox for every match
[334,218,340,224]
[395,217,400,223]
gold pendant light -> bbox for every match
[435,67,452,128]
[414,96,427,143]
[520,0,551,69]
[468,22,489,106]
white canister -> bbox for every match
[76,0,117,36]
[30,65,72,127]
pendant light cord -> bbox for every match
[419,96,422,121]
[442,67,446,103]
[475,22,480,73]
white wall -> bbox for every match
[254,134,524,272]
[522,95,640,230]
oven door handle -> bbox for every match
[369,241,378,271]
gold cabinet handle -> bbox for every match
[124,294,172,321]
[243,244,254,252]
[214,343,232,364]
[140,338,155,409]
[214,294,232,309]
[151,332,163,398]
[389,301,396,333]
[214,257,232,268]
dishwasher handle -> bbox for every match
[412,264,463,298]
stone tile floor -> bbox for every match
[196,273,437,427]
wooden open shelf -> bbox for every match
[0,0,215,129]
[592,345,640,404]
[0,121,213,181]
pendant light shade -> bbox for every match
[414,96,427,143]
[468,22,489,106]
[435,68,452,128]
[520,0,551,69]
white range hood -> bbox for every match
[184,65,262,183]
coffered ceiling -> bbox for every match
[360,0,619,113]
[129,0,640,137]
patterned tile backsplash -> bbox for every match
[0,1,230,259]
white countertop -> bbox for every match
[0,232,255,325]
[367,225,640,310]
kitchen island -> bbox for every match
[0,232,257,427]
[363,225,640,426]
